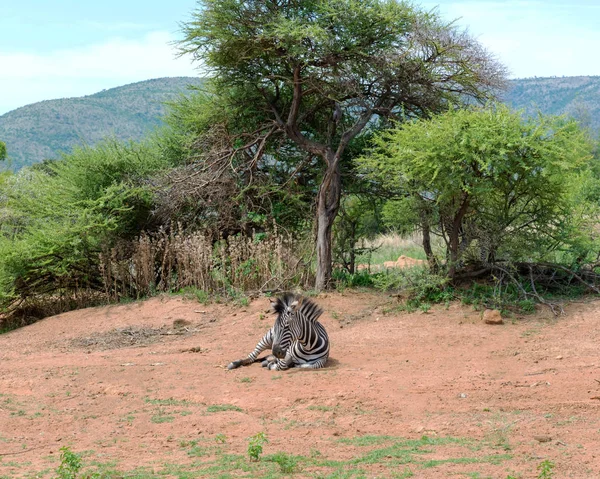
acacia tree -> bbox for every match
[179,0,506,290]
[359,104,596,278]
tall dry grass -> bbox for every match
[99,229,313,300]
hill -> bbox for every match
[502,75,600,133]
[0,77,203,170]
[1,75,598,171]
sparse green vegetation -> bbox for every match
[247,432,268,462]
[54,447,82,479]
[207,404,243,413]
[30,434,524,478]
[150,409,175,424]
[537,460,555,479]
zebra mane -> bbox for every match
[271,293,323,322]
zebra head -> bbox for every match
[270,293,323,358]
[270,293,298,359]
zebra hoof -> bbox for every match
[227,361,242,370]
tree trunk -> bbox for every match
[421,213,437,272]
[447,194,470,279]
[448,228,460,279]
[315,155,342,291]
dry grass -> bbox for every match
[99,228,313,300]
[1,229,312,330]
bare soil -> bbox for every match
[1,291,600,478]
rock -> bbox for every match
[173,318,192,328]
[483,309,503,325]
[534,435,552,443]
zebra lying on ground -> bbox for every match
[227,293,330,370]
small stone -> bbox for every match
[534,435,552,443]
[555,355,563,360]
[458,393,468,398]
[483,309,503,325]
[173,318,192,329]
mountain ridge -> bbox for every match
[1,75,598,171]
[0,77,203,170]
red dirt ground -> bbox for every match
[1,291,600,478]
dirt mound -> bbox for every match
[1,293,600,478]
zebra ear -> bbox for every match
[288,299,300,312]
[270,298,284,314]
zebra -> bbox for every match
[226,293,330,371]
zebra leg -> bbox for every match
[227,330,273,370]
[268,350,294,371]
[261,355,277,368]
[297,357,328,369]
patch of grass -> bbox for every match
[266,451,300,474]
[308,405,336,412]
[207,404,244,413]
[177,286,211,304]
[144,397,193,407]
[337,435,395,446]
[357,233,427,265]
[151,409,175,424]
[24,433,519,478]
[238,377,254,383]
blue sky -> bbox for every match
[1,0,599,115]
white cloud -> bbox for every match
[0,31,199,114]
[423,0,600,78]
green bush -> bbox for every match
[0,139,173,314]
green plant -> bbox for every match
[178,287,210,304]
[54,447,82,479]
[268,451,299,474]
[179,0,504,291]
[151,409,175,424]
[375,267,453,311]
[247,432,268,462]
[359,103,596,279]
[537,460,555,479]
[206,404,243,413]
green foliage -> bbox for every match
[178,287,211,304]
[359,103,598,274]
[0,139,173,312]
[459,283,535,314]
[267,452,300,474]
[374,267,453,311]
[333,194,383,274]
[55,447,82,479]
[247,432,268,462]
[537,460,555,479]
[179,0,505,289]
[333,269,376,288]
[206,404,243,413]
[0,141,6,161]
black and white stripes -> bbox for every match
[227,293,330,371]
